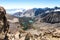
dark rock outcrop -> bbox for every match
[0,6,9,39]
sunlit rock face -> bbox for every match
[0,6,9,39]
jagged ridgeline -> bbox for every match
[0,6,9,40]
[41,11,60,24]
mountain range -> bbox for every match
[6,7,60,18]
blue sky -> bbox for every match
[0,0,60,9]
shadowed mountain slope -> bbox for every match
[41,11,60,24]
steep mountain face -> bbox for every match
[40,11,60,24]
[23,8,37,17]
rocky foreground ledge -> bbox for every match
[5,26,60,40]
